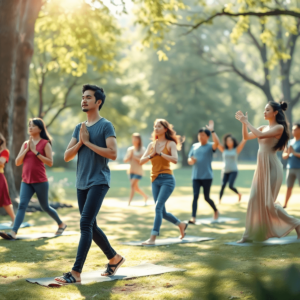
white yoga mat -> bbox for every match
[186,217,239,225]
[226,236,300,247]
[122,235,214,246]
[0,222,32,230]
[0,231,78,241]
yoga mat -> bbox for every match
[0,222,32,230]
[122,235,214,246]
[186,217,239,225]
[1,231,78,241]
[226,236,300,247]
[26,263,186,287]
[104,200,154,208]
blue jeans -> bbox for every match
[151,174,180,236]
[72,184,116,273]
[13,182,62,233]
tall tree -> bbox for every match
[0,0,23,205]
[13,0,42,191]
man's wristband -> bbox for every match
[148,155,152,159]
[211,130,215,133]
[36,152,40,157]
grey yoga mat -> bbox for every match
[122,235,214,246]
[26,263,186,287]
[226,236,300,247]
[1,231,78,241]
[186,217,239,225]
[0,222,32,230]
[104,200,154,208]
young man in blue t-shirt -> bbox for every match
[188,120,220,223]
[55,84,125,284]
[282,122,300,208]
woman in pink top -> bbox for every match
[0,133,15,224]
[0,118,66,240]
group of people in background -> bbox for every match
[0,83,300,282]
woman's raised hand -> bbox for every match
[235,111,248,124]
[206,120,214,132]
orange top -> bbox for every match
[150,143,173,182]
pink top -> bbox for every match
[22,139,49,184]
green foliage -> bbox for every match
[36,0,121,76]
[121,26,256,158]
[134,0,300,69]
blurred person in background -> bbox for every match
[124,133,148,206]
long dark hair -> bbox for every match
[151,119,184,150]
[268,101,289,151]
[0,133,6,150]
[223,134,238,149]
[29,118,52,145]
[132,133,142,151]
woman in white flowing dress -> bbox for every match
[235,101,300,243]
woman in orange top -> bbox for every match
[140,119,188,245]
[0,133,15,224]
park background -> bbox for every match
[1,1,300,299]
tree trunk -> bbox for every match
[13,0,42,191]
[181,141,188,167]
[0,0,22,211]
[280,63,293,126]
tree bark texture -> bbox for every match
[13,0,42,190]
[0,0,22,208]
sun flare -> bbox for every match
[60,0,83,10]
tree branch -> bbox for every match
[166,9,300,35]
[46,104,76,128]
[45,77,79,128]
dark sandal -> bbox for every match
[102,256,126,277]
[0,232,15,240]
[55,225,67,235]
[55,272,78,284]
[188,220,196,225]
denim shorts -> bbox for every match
[130,173,142,180]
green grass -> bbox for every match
[1,165,300,299]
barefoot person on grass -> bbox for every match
[55,84,125,284]
[0,133,15,225]
[0,119,66,240]
[123,133,148,206]
[188,121,220,224]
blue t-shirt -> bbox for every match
[72,118,116,189]
[188,142,214,180]
[287,138,300,169]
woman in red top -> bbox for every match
[0,118,67,240]
[0,133,15,224]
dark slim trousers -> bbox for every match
[219,171,239,200]
[192,179,217,218]
[72,184,116,273]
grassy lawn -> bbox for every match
[0,164,300,299]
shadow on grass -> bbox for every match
[1,198,300,299]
